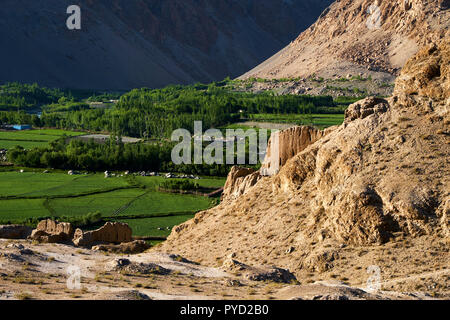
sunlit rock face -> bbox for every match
[160,40,450,275]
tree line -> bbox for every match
[0,82,64,110]
[7,137,236,176]
[1,82,340,139]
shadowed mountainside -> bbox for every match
[0,0,332,90]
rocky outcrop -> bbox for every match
[222,258,297,284]
[302,250,340,273]
[30,220,74,243]
[105,258,170,275]
[222,126,333,199]
[160,40,450,277]
[0,225,32,240]
[92,240,150,254]
[344,97,389,123]
[222,167,262,201]
[261,126,332,176]
[222,126,332,201]
[394,41,449,104]
[73,222,132,247]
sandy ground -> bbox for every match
[0,239,447,300]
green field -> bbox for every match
[248,113,345,129]
[0,129,86,149]
[0,172,130,198]
[118,215,196,238]
[133,175,226,190]
[0,171,225,237]
[47,189,214,218]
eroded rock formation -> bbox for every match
[160,40,450,277]
[344,97,389,123]
[73,222,132,247]
[261,126,333,176]
[222,167,262,202]
[222,126,333,201]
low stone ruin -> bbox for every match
[8,220,137,251]
[73,222,132,247]
[0,225,32,239]
[30,219,74,243]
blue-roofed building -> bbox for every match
[12,124,32,130]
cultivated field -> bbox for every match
[0,129,85,149]
[223,114,344,132]
[0,171,224,238]
[248,113,345,129]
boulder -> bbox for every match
[222,258,297,284]
[344,97,389,123]
[30,219,74,243]
[73,222,132,247]
[105,258,170,275]
[302,250,340,273]
[105,290,151,300]
[0,225,32,239]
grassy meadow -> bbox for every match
[0,129,85,149]
[248,113,345,129]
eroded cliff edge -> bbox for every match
[158,40,449,292]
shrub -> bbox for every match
[158,180,200,192]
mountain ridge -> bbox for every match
[241,0,449,80]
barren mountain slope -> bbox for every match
[159,40,450,296]
[241,0,449,81]
[0,0,332,90]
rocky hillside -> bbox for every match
[159,40,450,296]
[241,0,449,81]
[0,0,332,90]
